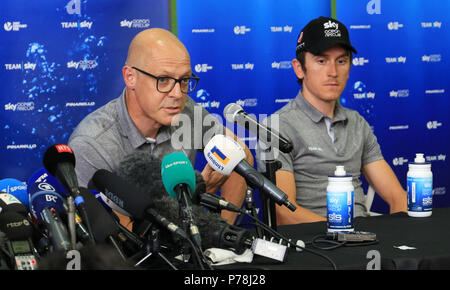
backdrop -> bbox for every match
[1,0,448,215]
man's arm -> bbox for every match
[274,170,326,225]
[362,159,407,214]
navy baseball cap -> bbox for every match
[296,16,357,56]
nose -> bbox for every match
[169,80,184,99]
[327,61,338,77]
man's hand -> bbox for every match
[201,163,229,193]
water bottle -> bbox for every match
[327,166,354,232]
[407,153,433,217]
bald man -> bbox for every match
[68,28,253,227]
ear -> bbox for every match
[292,58,305,80]
[123,66,137,88]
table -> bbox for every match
[219,207,450,270]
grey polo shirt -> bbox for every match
[256,90,383,217]
[68,89,224,187]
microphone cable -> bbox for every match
[238,209,338,270]
[308,234,379,251]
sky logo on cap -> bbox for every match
[323,20,339,30]
[211,146,229,165]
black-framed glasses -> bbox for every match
[132,66,200,94]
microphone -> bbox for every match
[27,167,68,197]
[223,103,293,153]
[77,187,129,260]
[0,178,29,207]
[28,184,71,252]
[204,134,297,211]
[42,144,94,243]
[0,193,28,216]
[91,169,242,252]
[117,150,207,205]
[161,152,202,249]
[42,144,83,203]
[195,192,241,213]
[27,175,92,245]
[90,169,189,242]
[0,211,39,269]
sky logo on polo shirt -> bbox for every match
[210,146,229,165]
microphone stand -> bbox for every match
[236,186,262,238]
[261,146,281,232]
[133,223,178,270]
[66,197,77,250]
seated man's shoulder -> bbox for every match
[70,99,119,140]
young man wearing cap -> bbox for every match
[257,17,407,225]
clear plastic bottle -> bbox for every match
[407,153,433,217]
[327,166,354,232]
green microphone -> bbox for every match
[161,152,196,199]
[161,152,202,250]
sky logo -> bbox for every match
[211,146,229,165]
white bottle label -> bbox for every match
[407,177,432,212]
[327,190,354,231]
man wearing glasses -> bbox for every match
[68,28,253,226]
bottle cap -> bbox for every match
[414,153,425,163]
[334,166,346,176]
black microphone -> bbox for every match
[223,103,293,153]
[78,187,129,260]
[91,169,251,253]
[117,150,206,202]
[90,169,188,241]
[43,144,81,202]
[0,211,39,270]
[194,192,241,213]
[42,144,95,243]
[0,193,28,216]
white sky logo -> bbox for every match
[4,21,27,31]
[388,22,403,30]
[427,121,442,129]
[67,60,98,70]
[195,64,213,73]
[120,19,150,28]
[234,26,251,34]
[4,62,36,70]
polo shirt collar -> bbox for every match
[294,89,347,123]
[117,89,171,149]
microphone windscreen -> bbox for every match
[117,150,206,200]
[0,193,27,215]
[203,134,246,175]
[43,144,76,176]
[161,152,196,199]
[151,195,227,249]
[91,169,153,220]
[116,151,166,200]
[0,211,34,240]
[27,167,68,198]
[78,187,119,242]
[29,189,65,223]
[223,103,243,123]
[0,178,28,207]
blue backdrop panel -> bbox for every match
[0,0,169,181]
[177,0,330,160]
[177,0,330,221]
[336,0,450,212]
